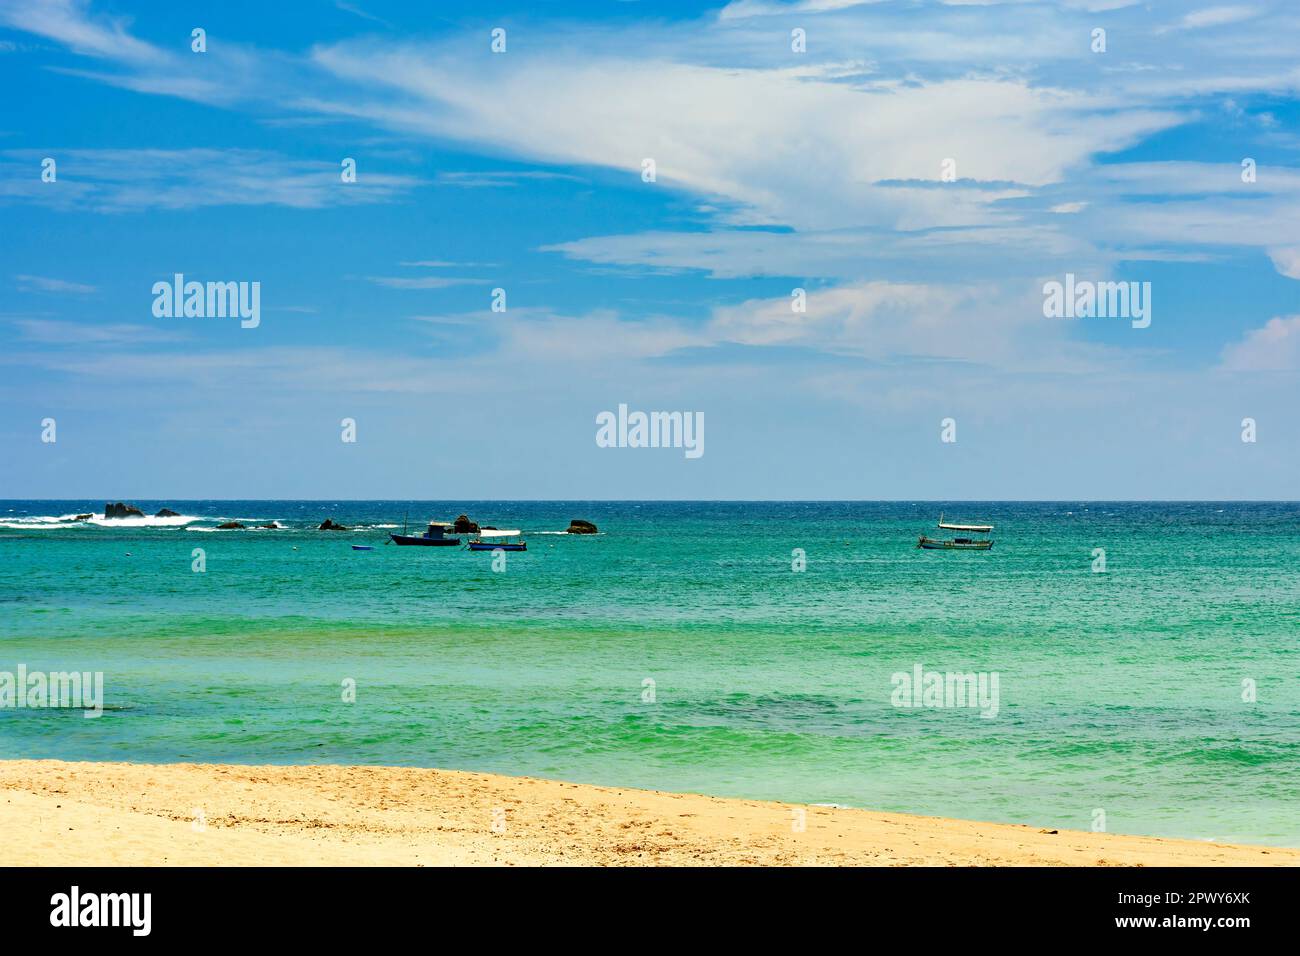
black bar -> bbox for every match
[0,866,1284,940]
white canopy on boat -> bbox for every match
[937,513,992,532]
[477,529,522,537]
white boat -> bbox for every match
[467,529,526,552]
[937,512,993,533]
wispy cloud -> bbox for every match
[334,2,393,29]
[718,0,882,20]
[15,274,97,294]
[14,318,185,344]
[1171,5,1262,31]
[0,148,421,212]
[0,0,156,63]
[399,260,498,268]
[365,276,490,290]
[435,171,584,189]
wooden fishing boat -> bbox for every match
[918,535,992,551]
[389,521,461,547]
[467,529,526,552]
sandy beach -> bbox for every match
[1,759,1293,867]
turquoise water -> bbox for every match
[1,500,1297,846]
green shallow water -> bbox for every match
[1,500,1297,845]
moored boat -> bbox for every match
[390,521,461,547]
[466,529,526,552]
[919,513,994,550]
[918,535,993,551]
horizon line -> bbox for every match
[4,498,1299,505]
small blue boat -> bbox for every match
[352,545,374,551]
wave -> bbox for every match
[1,512,222,530]
[85,514,203,528]
[0,521,80,530]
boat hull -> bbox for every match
[918,537,992,550]
[467,541,527,551]
[389,534,461,546]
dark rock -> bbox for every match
[566,519,598,535]
[104,502,145,519]
[155,508,180,518]
[216,521,245,530]
[452,514,480,534]
[318,518,350,531]
[258,523,278,529]
[71,514,92,522]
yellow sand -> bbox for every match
[1,760,1293,866]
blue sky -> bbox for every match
[1,0,1297,499]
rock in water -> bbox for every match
[566,519,598,534]
[318,518,350,531]
[216,521,245,530]
[155,508,180,518]
[104,502,145,519]
[453,514,480,534]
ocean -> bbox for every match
[1,500,1297,846]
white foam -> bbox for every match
[1,512,209,529]
[88,514,202,528]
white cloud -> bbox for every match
[1220,314,1300,370]
[0,149,421,212]
[436,171,583,188]
[544,223,1087,281]
[1177,6,1261,30]
[0,0,156,63]
[1267,247,1300,279]
[15,319,184,344]
[365,275,489,289]
[702,278,1122,372]
[15,274,97,294]
[308,44,1181,233]
[718,0,881,19]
